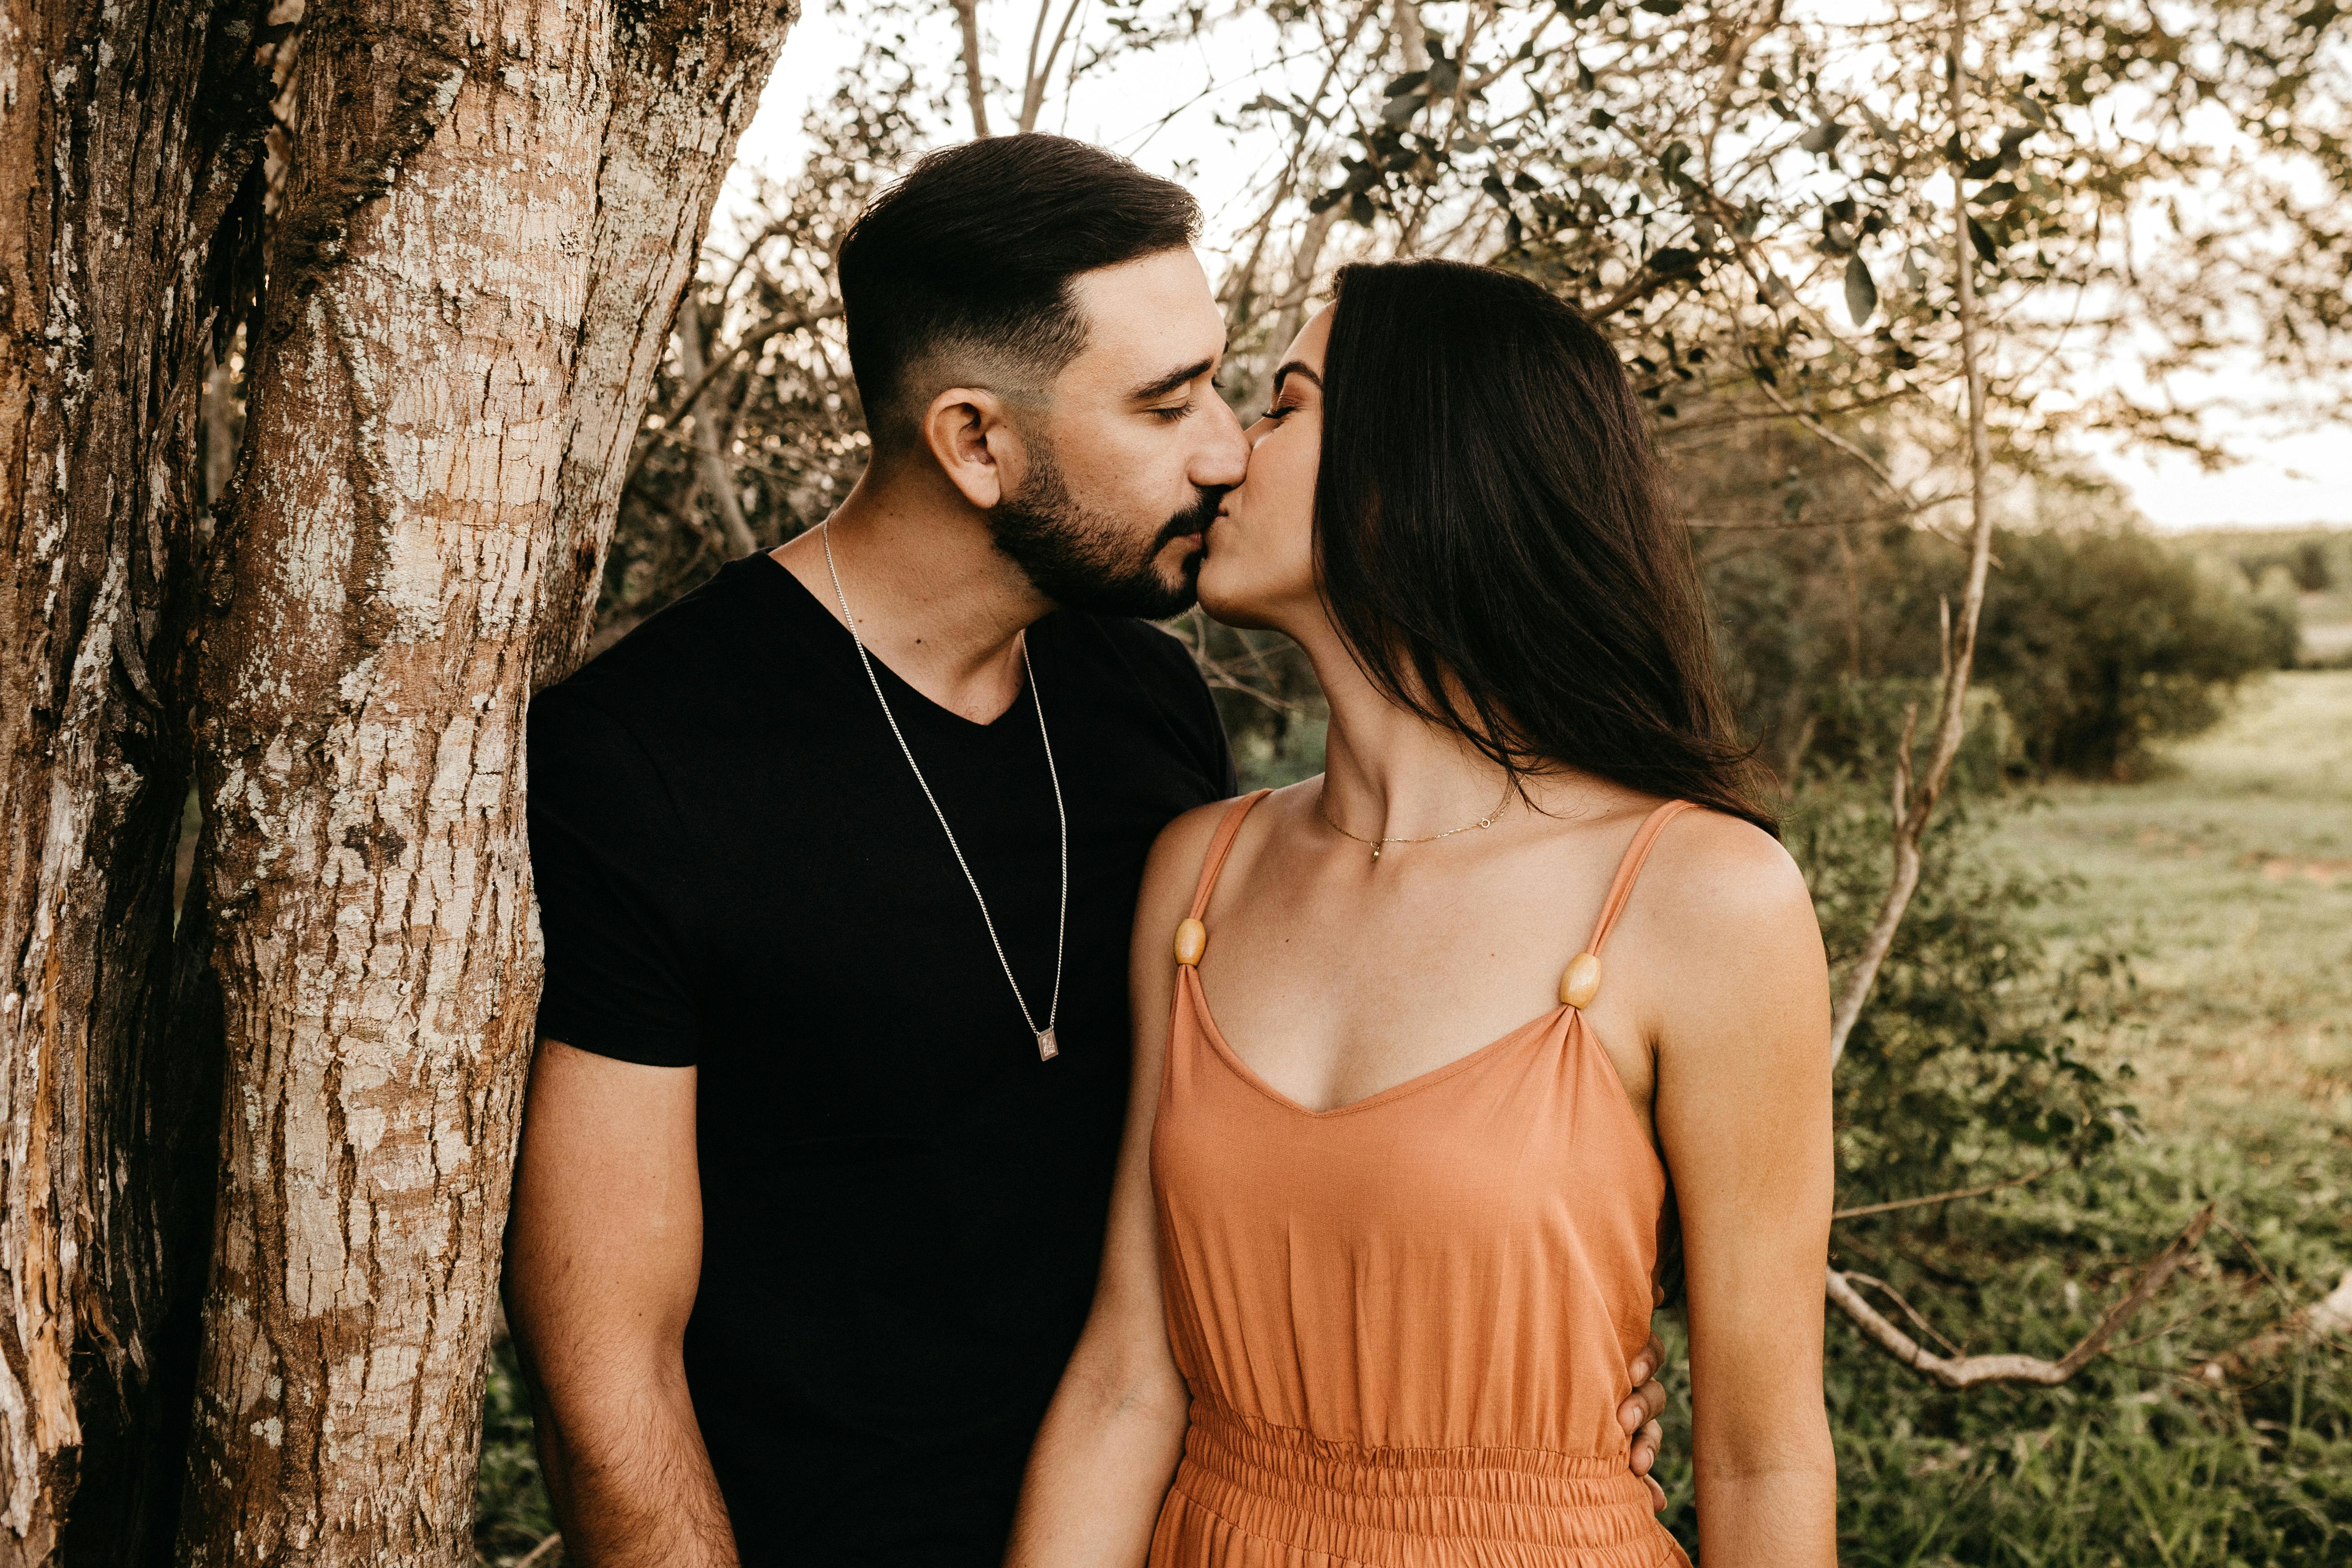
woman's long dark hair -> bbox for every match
[1315,258,1777,834]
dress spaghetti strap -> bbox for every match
[1583,799,1698,955]
[1187,789,1274,920]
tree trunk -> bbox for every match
[0,1,266,1559]
[171,2,793,1563]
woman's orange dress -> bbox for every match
[1147,791,1697,1568]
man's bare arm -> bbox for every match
[504,1039,735,1567]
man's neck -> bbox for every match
[772,462,1053,725]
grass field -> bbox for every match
[1761,669,2352,1568]
[2000,669,2352,1159]
[472,672,2352,1567]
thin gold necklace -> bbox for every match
[1316,778,1515,862]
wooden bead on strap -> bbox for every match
[1174,917,1208,967]
[1559,951,1601,1009]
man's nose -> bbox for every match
[1195,393,1251,490]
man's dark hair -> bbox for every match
[837,134,1200,451]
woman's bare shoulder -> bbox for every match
[1619,807,1828,1062]
[1636,806,1815,939]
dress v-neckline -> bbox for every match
[1181,964,1575,1119]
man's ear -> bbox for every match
[921,387,1032,511]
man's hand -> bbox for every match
[1618,1284,1673,1511]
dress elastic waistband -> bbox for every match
[1170,1401,1684,1568]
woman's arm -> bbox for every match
[1003,802,1232,1567]
[1642,815,1839,1564]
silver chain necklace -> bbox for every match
[821,523,1069,1062]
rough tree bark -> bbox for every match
[171,2,796,1563]
[0,3,268,1560]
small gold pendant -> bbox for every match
[1369,844,1383,862]
[1037,1028,1059,1062]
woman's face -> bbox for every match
[1197,306,1332,631]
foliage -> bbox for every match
[1699,516,2299,782]
[1972,528,2301,776]
[1793,776,2138,1208]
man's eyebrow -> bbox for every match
[1271,362,1323,397]
[1129,357,1216,403]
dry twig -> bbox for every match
[1832,1160,2062,1221]
[1824,0,1999,1066]
[1827,1206,2215,1390]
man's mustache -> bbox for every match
[1155,488,1228,551]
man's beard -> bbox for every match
[987,440,1223,620]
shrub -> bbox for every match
[1972,529,2299,777]
[1701,523,2299,782]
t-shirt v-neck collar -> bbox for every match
[746,548,1044,737]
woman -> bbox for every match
[1006,259,1836,1567]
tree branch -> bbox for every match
[1832,1160,2062,1221]
[953,0,993,136]
[1827,0,2000,1065]
[622,300,842,496]
[1827,1205,2215,1390]
[1018,0,1085,133]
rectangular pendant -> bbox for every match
[1036,1028,1059,1062]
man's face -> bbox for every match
[989,247,1248,618]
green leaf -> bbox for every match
[1649,246,1702,276]
[1591,107,1616,129]
[1968,217,2001,264]
[1800,121,1850,154]
[1384,71,1429,96]
[1637,0,1684,13]
[1844,254,1879,327]
[1349,191,1376,226]
[1382,91,1427,126]
[1965,155,2004,180]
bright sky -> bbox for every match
[723,2,2352,532]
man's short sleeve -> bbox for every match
[527,684,703,1067]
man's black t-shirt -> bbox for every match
[525,551,1234,1564]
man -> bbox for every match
[506,133,1669,1566]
